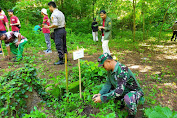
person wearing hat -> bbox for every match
[44,1,67,65]
[91,18,98,42]
[8,9,21,33]
[92,53,144,118]
[98,10,112,55]
[41,8,52,54]
[0,31,27,61]
[171,21,177,41]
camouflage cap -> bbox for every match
[98,53,112,67]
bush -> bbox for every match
[0,65,47,117]
[145,106,177,118]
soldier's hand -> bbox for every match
[93,96,101,103]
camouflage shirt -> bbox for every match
[99,62,143,102]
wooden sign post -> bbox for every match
[73,47,84,98]
[65,53,69,102]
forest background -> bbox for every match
[1,0,177,39]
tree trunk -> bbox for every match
[93,0,94,19]
[146,16,154,39]
[142,0,145,40]
[133,0,136,42]
[61,0,64,9]
[158,1,171,41]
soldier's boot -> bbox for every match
[54,58,64,65]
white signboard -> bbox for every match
[73,49,84,60]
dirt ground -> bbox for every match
[0,40,177,117]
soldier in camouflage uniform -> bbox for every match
[92,53,144,118]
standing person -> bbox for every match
[93,53,144,118]
[91,18,98,42]
[8,9,20,33]
[171,21,177,41]
[0,8,10,54]
[41,8,52,54]
[98,10,112,55]
[44,1,67,65]
[0,31,28,61]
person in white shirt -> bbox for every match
[44,1,67,65]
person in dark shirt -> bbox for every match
[91,18,98,41]
[171,21,177,41]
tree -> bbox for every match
[142,0,145,40]
[133,0,136,42]
[158,0,172,40]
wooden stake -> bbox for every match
[77,46,82,98]
[0,40,4,57]
[65,53,69,102]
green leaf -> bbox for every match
[105,112,116,118]
[98,71,103,76]
[149,111,167,118]
[161,107,172,117]
[145,108,153,117]
[78,109,83,113]
[24,95,28,98]
[29,87,33,92]
[0,107,7,114]
[34,106,37,110]
[21,89,26,94]
[173,114,177,118]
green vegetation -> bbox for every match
[145,106,177,118]
[1,30,177,117]
[0,0,177,117]
[0,65,48,117]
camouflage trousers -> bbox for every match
[123,90,144,115]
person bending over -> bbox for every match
[0,31,27,61]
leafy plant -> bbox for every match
[145,106,177,118]
[0,65,47,117]
[23,106,48,118]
